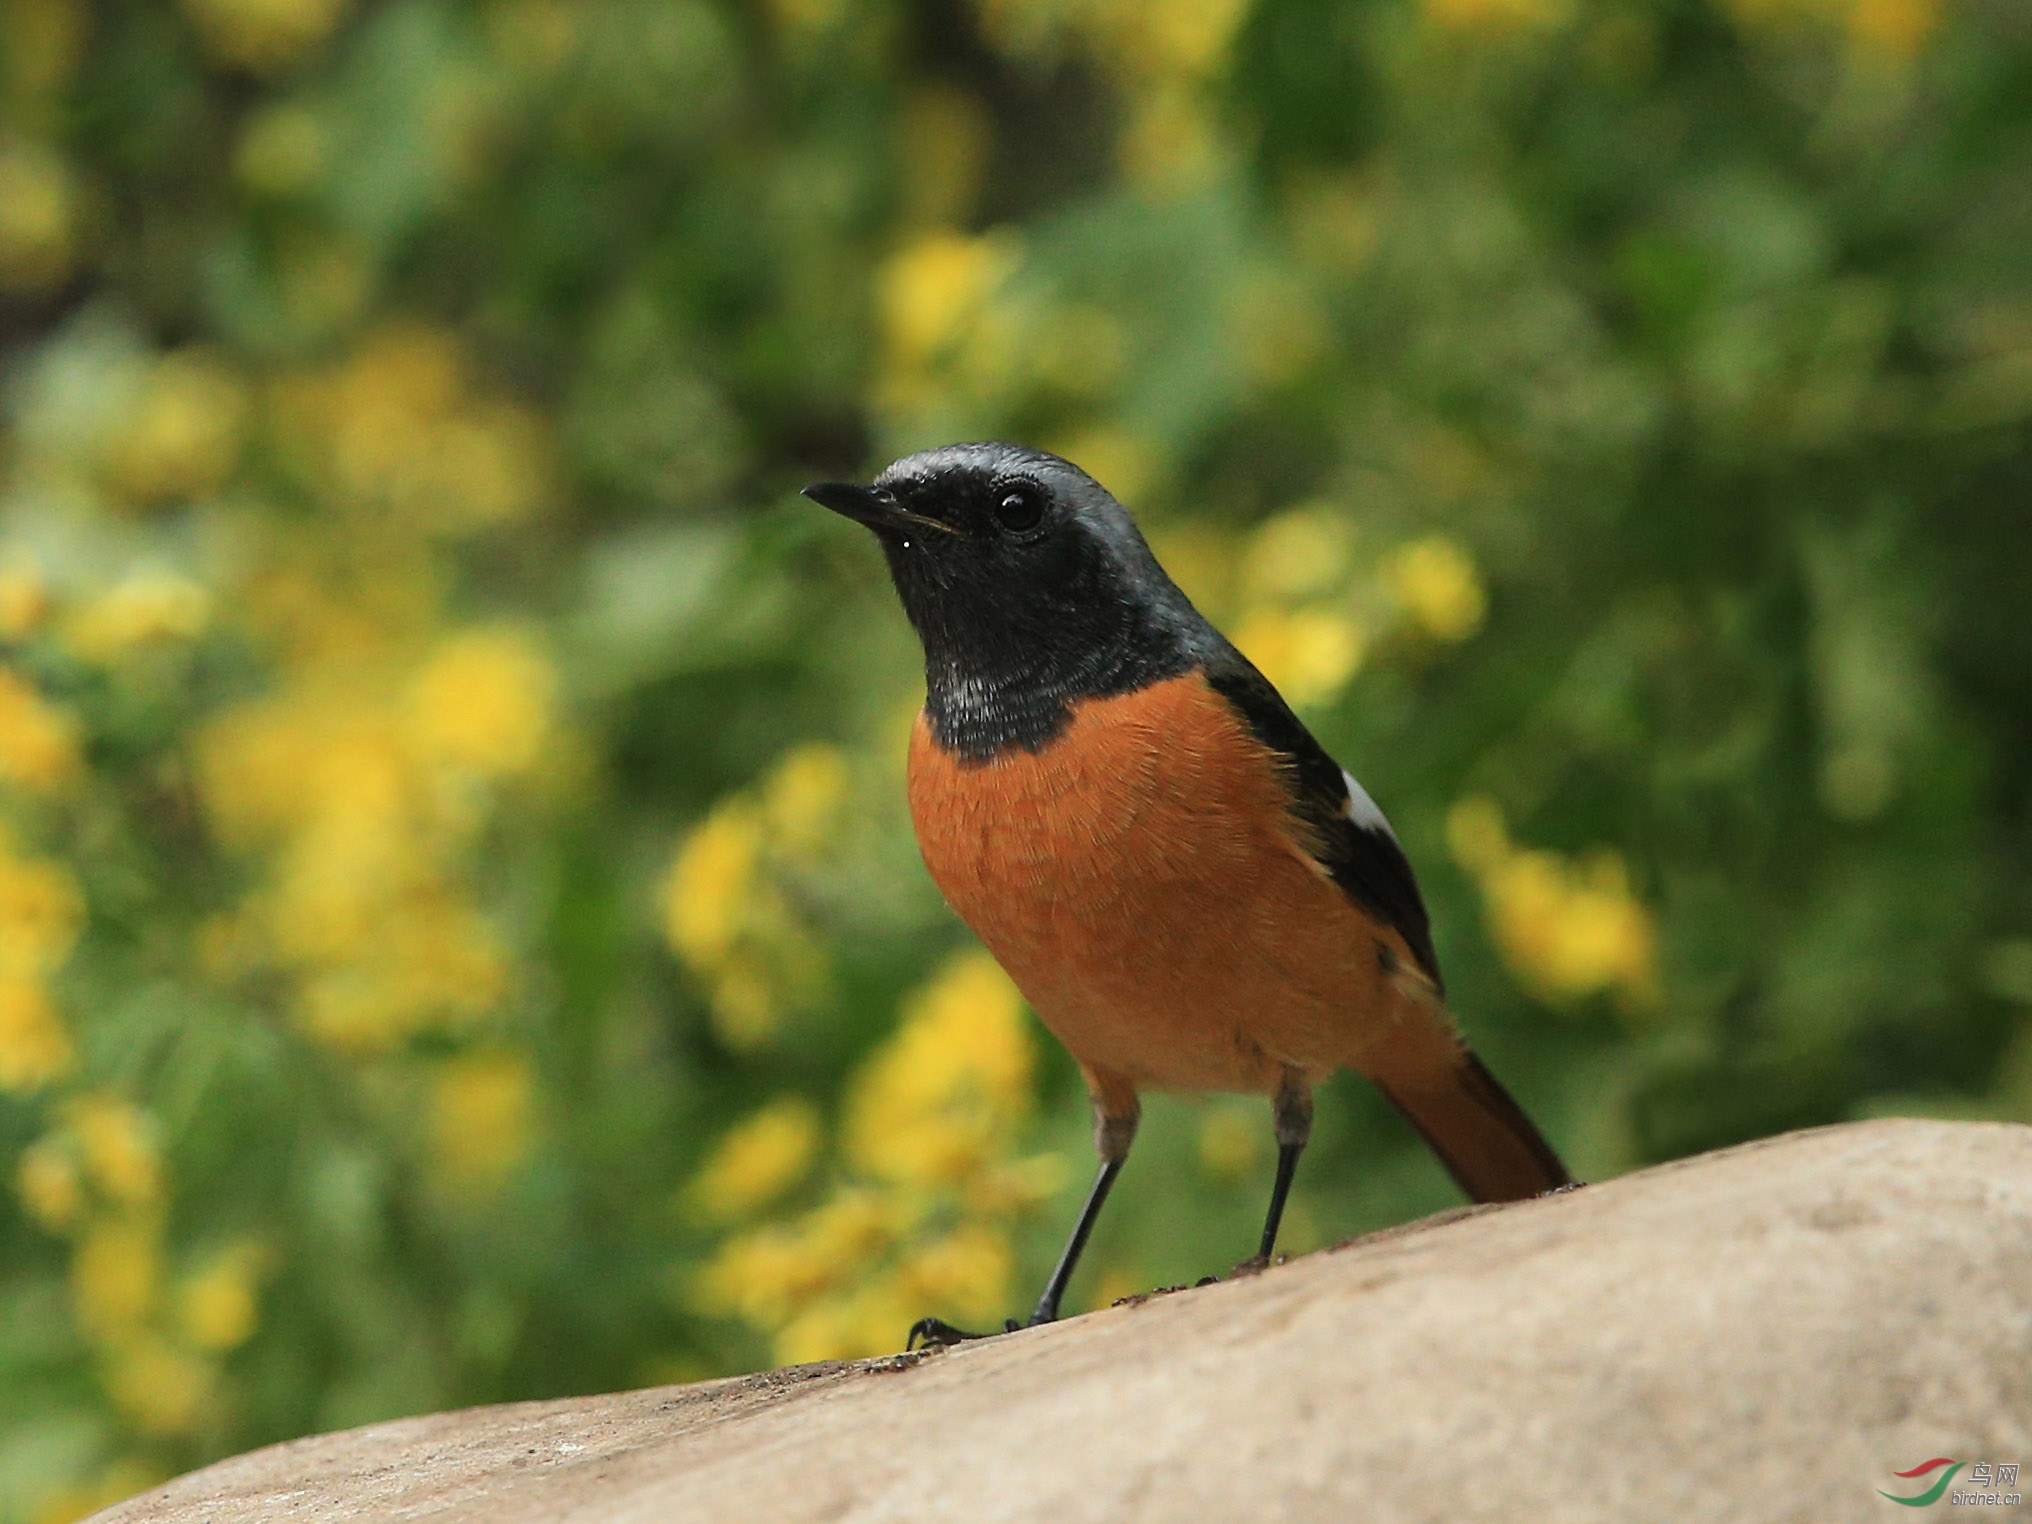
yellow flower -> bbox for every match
[1724,0,1939,60]
[1484,849,1656,1004]
[292,904,509,1055]
[694,959,1055,1359]
[1243,505,1353,604]
[692,1227,811,1328]
[1117,0,1252,77]
[1385,535,1488,643]
[68,1094,163,1208]
[273,322,547,531]
[0,843,83,979]
[65,572,212,663]
[845,950,1033,1187]
[263,822,506,1048]
[687,1096,821,1223]
[879,230,1021,372]
[897,1223,1011,1319]
[662,799,763,968]
[1146,525,1240,621]
[102,351,248,505]
[1043,426,1157,510]
[17,1135,83,1231]
[1845,0,1938,57]
[406,626,556,776]
[430,1050,535,1193]
[761,744,849,860]
[0,979,74,1091]
[265,821,416,967]
[797,1189,906,1277]
[178,0,351,73]
[198,659,529,1052]
[425,405,550,529]
[971,1150,1071,1212]
[71,1217,161,1339]
[769,1299,868,1366]
[104,1335,215,1437]
[1231,607,1365,709]
[177,1241,269,1351]
[0,139,75,293]
[766,1264,937,1365]
[0,558,52,638]
[694,1189,903,1329]
[691,946,1055,1344]
[203,695,411,851]
[0,667,81,795]
[1448,795,1657,1007]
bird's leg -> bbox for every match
[1029,1071,1139,1325]
[1256,1068,1313,1263]
[1024,1150,1125,1326]
[906,1075,1139,1350]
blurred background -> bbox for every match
[1,0,2029,1513]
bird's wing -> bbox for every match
[1202,651,1443,991]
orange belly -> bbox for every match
[907,672,1421,1097]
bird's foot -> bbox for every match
[905,1316,1022,1351]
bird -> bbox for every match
[803,442,1572,1348]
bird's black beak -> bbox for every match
[802,481,892,526]
[802,481,961,539]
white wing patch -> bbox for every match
[1341,768,1397,839]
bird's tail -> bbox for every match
[1370,1047,1573,1203]
[1355,958,1573,1203]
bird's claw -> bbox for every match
[905,1316,1022,1350]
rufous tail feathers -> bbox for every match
[1372,1047,1573,1202]
[1361,955,1573,1203]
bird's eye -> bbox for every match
[992,484,1046,534]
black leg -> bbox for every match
[1258,1070,1314,1262]
[1026,1153,1125,1326]
[1258,1140,1303,1260]
[904,1087,1139,1350]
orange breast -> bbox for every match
[906,672,1418,1097]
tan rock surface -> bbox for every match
[92,1119,2032,1523]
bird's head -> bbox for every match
[805,442,1193,670]
[803,442,1209,754]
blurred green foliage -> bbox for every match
[3,0,2031,1514]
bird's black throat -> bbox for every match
[888,543,1196,763]
[918,623,1192,761]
